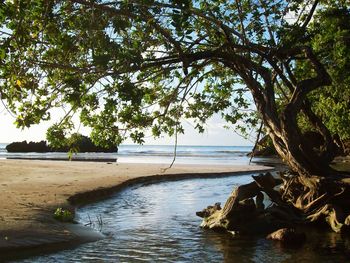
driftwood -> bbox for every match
[197,171,350,236]
[197,172,295,234]
[266,228,306,245]
[220,172,283,218]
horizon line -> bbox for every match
[0,142,253,147]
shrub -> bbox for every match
[53,207,74,222]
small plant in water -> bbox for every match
[53,207,74,222]
[84,213,104,232]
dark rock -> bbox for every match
[6,136,118,153]
[6,140,49,152]
[266,228,306,245]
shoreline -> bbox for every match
[0,159,274,261]
[5,157,118,162]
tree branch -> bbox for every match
[289,47,331,109]
[301,0,319,30]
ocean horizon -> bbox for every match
[0,143,255,165]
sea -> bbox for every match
[0,143,256,165]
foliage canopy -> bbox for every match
[0,0,349,154]
[296,7,350,140]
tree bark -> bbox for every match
[260,101,337,178]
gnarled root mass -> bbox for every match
[196,172,350,235]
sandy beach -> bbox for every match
[0,159,273,260]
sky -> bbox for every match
[0,106,253,146]
[0,2,310,147]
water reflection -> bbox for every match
[18,174,350,262]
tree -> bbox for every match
[1,0,350,232]
[299,7,350,144]
[254,6,350,158]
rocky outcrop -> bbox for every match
[6,141,49,153]
[6,137,118,153]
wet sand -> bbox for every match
[0,159,273,260]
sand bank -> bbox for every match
[0,159,273,260]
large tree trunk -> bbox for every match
[197,97,350,236]
[263,102,338,178]
[198,46,350,237]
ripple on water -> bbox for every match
[17,174,350,263]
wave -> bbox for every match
[0,144,253,165]
[117,151,248,157]
[0,144,7,152]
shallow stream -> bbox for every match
[20,174,349,262]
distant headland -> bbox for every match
[6,135,118,153]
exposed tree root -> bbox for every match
[197,172,350,236]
